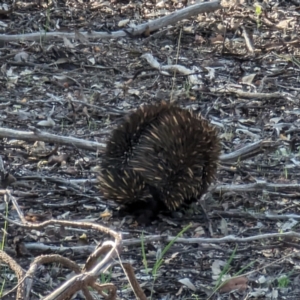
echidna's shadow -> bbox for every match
[115,185,166,225]
[116,185,203,225]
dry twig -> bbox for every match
[220,140,282,163]
[0,190,148,299]
[0,250,26,300]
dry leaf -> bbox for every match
[205,67,215,80]
[32,141,46,151]
[53,75,77,87]
[0,3,12,15]
[25,211,52,223]
[37,117,55,127]
[210,34,224,44]
[165,252,179,263]
[54,58,69,65]
[281,218,298,231]
[100,209,113,219]
[48,154,69,165]
[195,34,206,44]
[156,0,166,8]
[219,218,228,235]
[279,133,289,141]
[78,233,89,246]
[276,19,292,29]
[118,19,130,27]
[178,278,196,291]
[88,56,96,65]
[183,26,194,33]
[219,277,248,293]
[63,36,75,49]
[241,73,256,84]
[14,51,29,62]
[211,260,226,275]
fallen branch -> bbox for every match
[210,87,282,99]
[0,1,222,41]
[1,215,121,299]
[212,181,300,194]
[0,250,26,300]
[25,254,96,300]
[0,190,148,300]
[20,208,300,254]
[219,140,282,163]
[141,53,203,85]
[122,263,148,300]
[210,210,300,221]
[123,231,300,245]
[0,127,105,152]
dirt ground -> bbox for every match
[1,0,300,299]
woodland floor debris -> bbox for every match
[1,0,300,299]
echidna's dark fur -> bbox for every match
[98,102,221,224]
[101,103,182,169]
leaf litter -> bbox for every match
[1,0,300,299]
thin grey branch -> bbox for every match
[0,127,104,151]
[0,1,222,41]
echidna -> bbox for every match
[98,101,221,224]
